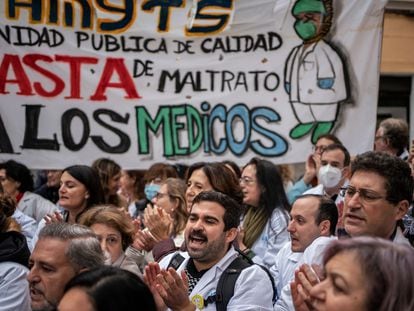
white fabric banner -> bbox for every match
[0,0,387,169]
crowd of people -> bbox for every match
[0,117,414,311]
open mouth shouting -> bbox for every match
[187,230,208,250]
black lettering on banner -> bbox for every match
[173,40,195,54]
[91,109,131,153]
[0,114,14,153]
[22,105,59,150]
[61,109,90,151]
[133,59,154,77]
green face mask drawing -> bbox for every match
[294,20,317,40]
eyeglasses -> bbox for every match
[340,186,388,203]
[239,176,256,185]
[154,192,170,200]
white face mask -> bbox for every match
[318,164,342,188]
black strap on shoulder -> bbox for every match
[167,252,185,270]
[213,251,277,311]
[215,256,252,311]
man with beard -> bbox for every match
[145,191,274,311]
[27,223,104,311]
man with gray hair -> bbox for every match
[374,117,409,160]
[27,223,104,311]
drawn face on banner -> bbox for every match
[292,0,328,42]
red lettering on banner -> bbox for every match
[90,58,141,101]
[0,54,34,96]
[55,55,98,99]
[23,54,65,97]
[0,54,140,101]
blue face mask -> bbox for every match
[144,184,161,201]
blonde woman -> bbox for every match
[133,178,188,261]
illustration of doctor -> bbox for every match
[285,0,349,143]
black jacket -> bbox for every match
[0,231,30,268]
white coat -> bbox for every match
[285,40,347,104]
[274,236,337,311]
[17,191,57,223]
[159,247,274,311]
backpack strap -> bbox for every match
[213,254,277,311]
[215,256,251,311]
[167,252,186,270]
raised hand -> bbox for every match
[44,211,64,224]
[144,204,173,242]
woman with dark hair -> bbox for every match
[238,157,290,268]
[292,237,414,311]
[0,160,57,223]
[31,165,105,249]
[222,160,242,179]
[58,266,156,311]
[91,158,126,207]
[59,165,105,223]
[185,162,243,208]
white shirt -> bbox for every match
[274,236,337,311]
[269,242,302,296]
[0,262,31,311]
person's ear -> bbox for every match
[225,227,238,243]
[319,219,331,236]
[394,200,409,221]
[342,165,351,179]
[13,180,21,190]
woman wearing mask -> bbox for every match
[79,206,142,277]
[130,163,178,220]
[238,157,290,268]
[138,178,188,258]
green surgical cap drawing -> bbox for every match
[293,0,327,16]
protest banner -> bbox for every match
[0,0,387,168]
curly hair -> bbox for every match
[0,160,33,192]
[0,193,17,232]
